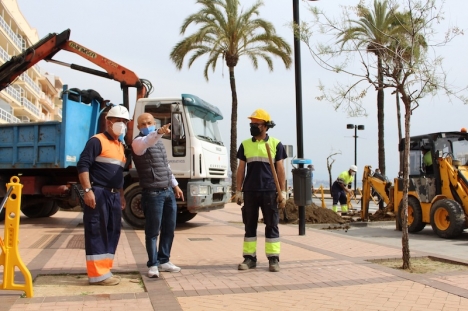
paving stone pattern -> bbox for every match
[1,203,468,310]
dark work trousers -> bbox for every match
[83,187,122,283]
[331,181,348,205]
[242,191,279,261]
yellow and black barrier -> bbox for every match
[0,176,33,297]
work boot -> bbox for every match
[90,276,120,286]
[238,258,256,270]
[269,258,280,272]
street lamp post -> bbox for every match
[292,0,318,236]
[347,124,365,191]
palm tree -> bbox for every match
[337,0,400,176]
[170,0,292,193]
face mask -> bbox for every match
[141,125,156,136]
[350,171,356,176]
[250,124,262,137]
[112,122,127,136]
[118,134,125,143]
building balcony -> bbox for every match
[39,91,54,110]
[2,86,22,107]
[15,97,40,121]
[0,15,23,50]
[0,106,20,124]
[0,46,9,63]
[54,107,62,121]
[20,73,41,95]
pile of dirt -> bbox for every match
[280,199,346,224]
[369,208,396,221]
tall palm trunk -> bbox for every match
[229,66,238,194]
[377,55,386,175]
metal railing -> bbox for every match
[0,46,9,62]
[0,107,20,123]
[0,15,23,49]
[3,86,21,103]
[21,73,41,95]
[20,97,40,117]
[40,91,53,107]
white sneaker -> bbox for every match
[159,261,181,272]
[148,266,159,278]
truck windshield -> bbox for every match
[447,138,468,165]
[187,106,224,146]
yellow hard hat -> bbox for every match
[461,127,467,133]
[248,109,271,122]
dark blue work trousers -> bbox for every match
[242,191,279,239]
[83,187,122,282]
[331,181,348,205]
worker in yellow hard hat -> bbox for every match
[235,108,287,272]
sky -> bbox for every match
[16,0,468,184]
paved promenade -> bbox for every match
[1,203,468,310]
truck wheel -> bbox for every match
[430,199,465,239]
[398,197,426,233]
[44,201,60,217]
[177,210,197,224]
[21,199,57,218]
[122,184,145,229]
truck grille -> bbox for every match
[209,168,226,176]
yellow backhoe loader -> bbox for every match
[361,130,468,239]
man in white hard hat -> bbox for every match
[331,165,357,215]
[77,104,130,286]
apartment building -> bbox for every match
[0,0,62,124]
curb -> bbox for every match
[303,220,396,230]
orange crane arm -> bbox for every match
[0,29,150,104]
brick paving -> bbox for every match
[1,203,468,310]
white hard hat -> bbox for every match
[106,105,130,121]
[350,165,358,172]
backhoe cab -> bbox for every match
[361,130,468,239]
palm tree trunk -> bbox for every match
[377,55,386,175]
[229,66,238,194]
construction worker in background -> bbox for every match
[77,105,130,286]
[235,108,287,272]
[421,145,433,175]
[331,165,357,216]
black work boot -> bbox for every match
[268,257,280,272]
[238,258,256,270]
